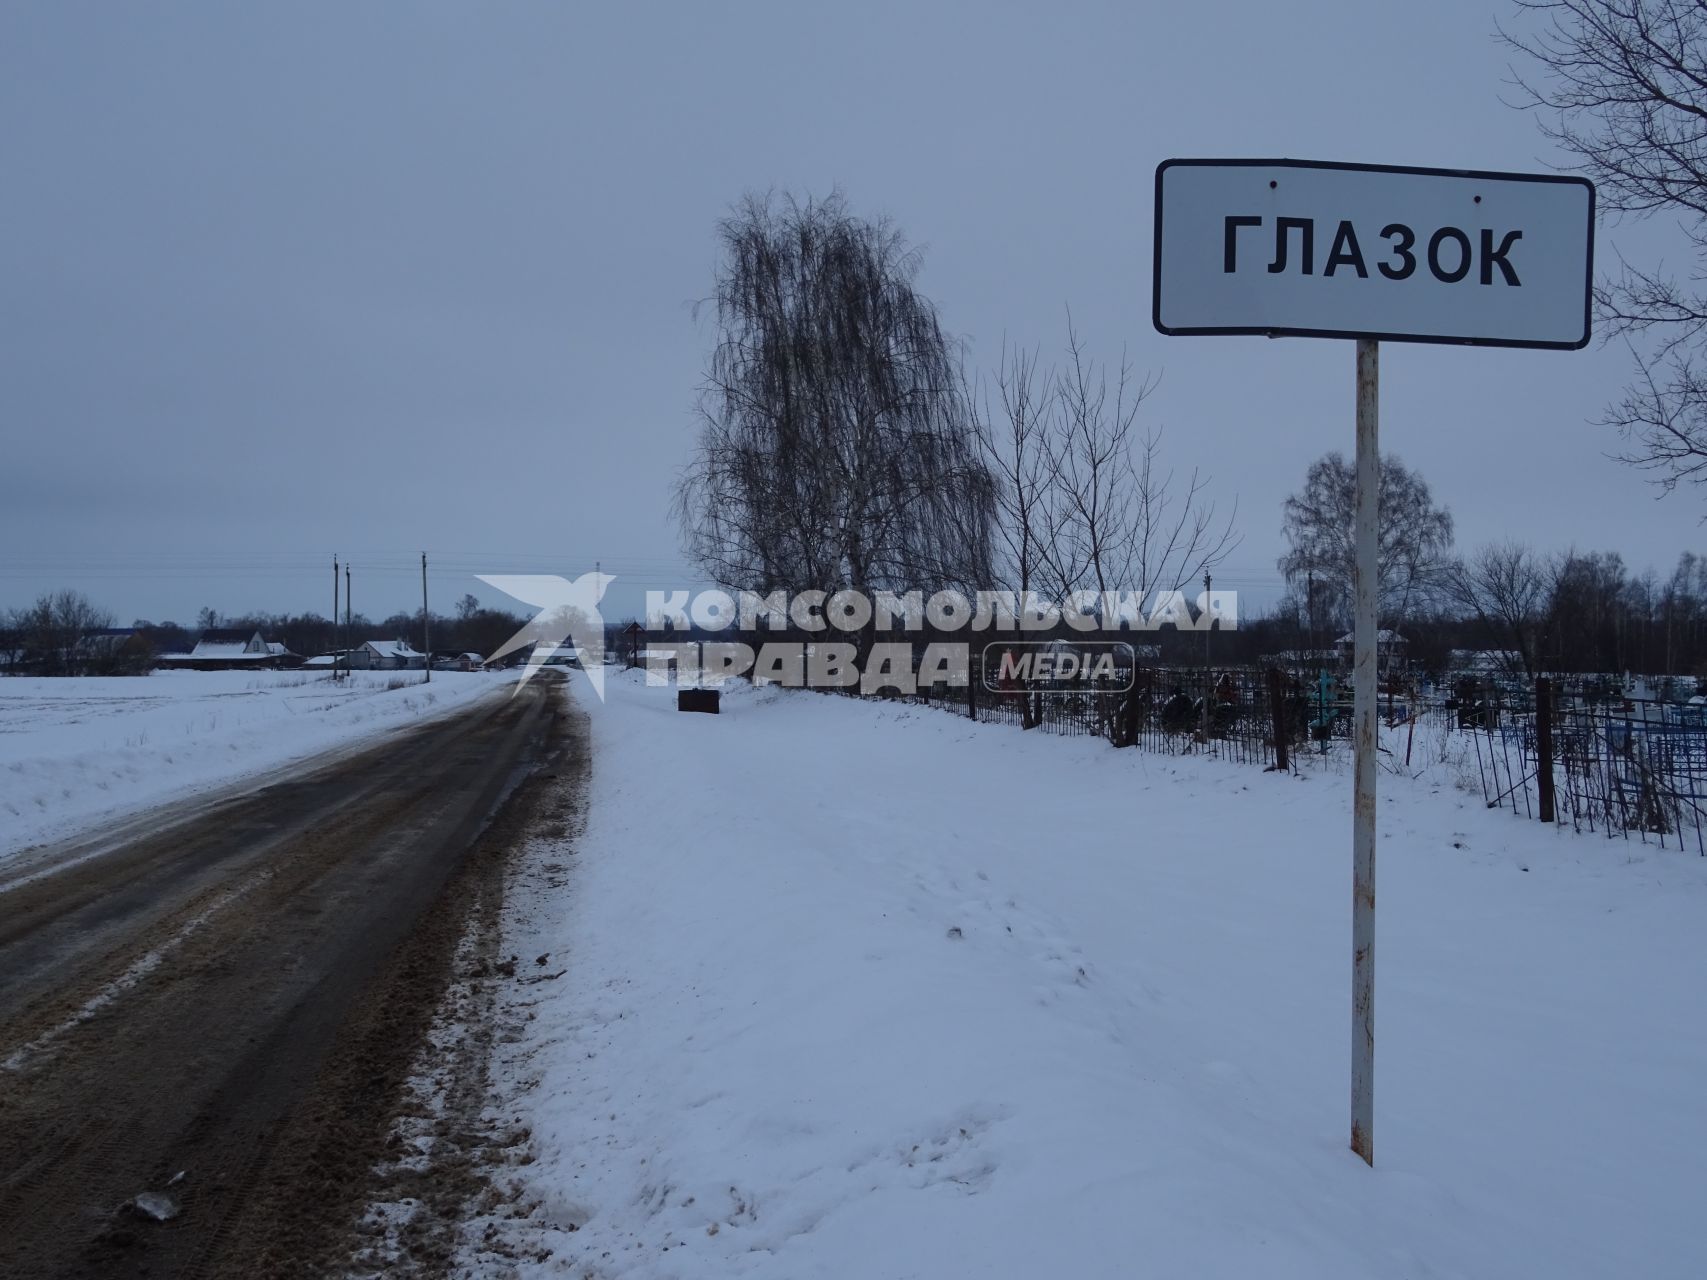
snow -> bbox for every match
[477,673,1707,1279]
[0,669,513,860]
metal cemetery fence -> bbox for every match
[747,648,1705,854]
[886,656,1310,771]
[1461,679,1707,855]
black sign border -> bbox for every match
[1152,158,1596,351]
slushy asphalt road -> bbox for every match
[0,674,568,1278]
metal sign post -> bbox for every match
[1351,337,1378,1164]
[1152,156,1595,1169]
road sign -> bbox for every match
[1153,158,1594,349]
[1151,154,1596,1169]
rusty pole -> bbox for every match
[1268,665,1289,772]
[1535,676,1556,823]
[1351,338,1379,1166]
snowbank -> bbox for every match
[0,669,513,859]
[484,674,1707,1279]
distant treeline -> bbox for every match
[0,588,656,676]
[637,546,1707,682]
[150,595,538,664]
[8,542,1707,681]
[1239,548,1707,679]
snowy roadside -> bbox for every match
[471,672,1707,1279]
[0,669,517,861]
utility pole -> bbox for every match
[333,555,341,682]
[421,552,431,683]
[1201,571,1213,741]
[345,564,353,676]
[1204,571,1213,666]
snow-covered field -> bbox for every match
[479,673,1707,1279]
[0,669,512,859]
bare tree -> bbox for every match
[675,190,996,608]
[1044,323,1237,612]
[1544,547,1634,669]
[971,341,1062,607]
[973,323,1237,624]
[1448,541,1552,675]
[1125,426,1240,611]
[1504,0,1707,491]
[1048,325,1148,601]
[1279,452,1455,630]
[1660,549,1707,671]
[0,610,26,674]
[969,342,1068,726]
[15,590,117,676]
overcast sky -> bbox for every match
[1,0,1699,627]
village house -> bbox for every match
[346,638,427,671]
[430,652,489,672]
[264,640,303,668]
[156,628,281,671]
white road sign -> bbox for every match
[1153,159,1594,349]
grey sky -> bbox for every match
[1,0,1699,627]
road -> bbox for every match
[0,675,570,1278]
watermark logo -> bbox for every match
[476,579,1235,702]
[479,571,614,698]
[982,641,1136,693]
[643,586,1237,635]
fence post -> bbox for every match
[1267,666,1289,772]
[967,653,978,722]
[1535,675,1556,824]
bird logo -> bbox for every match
[478,571,615,699]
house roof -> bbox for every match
[361,638,423,657]
[189,640,268,659]
[197,628,262,645]
[1335,630,1406,645]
